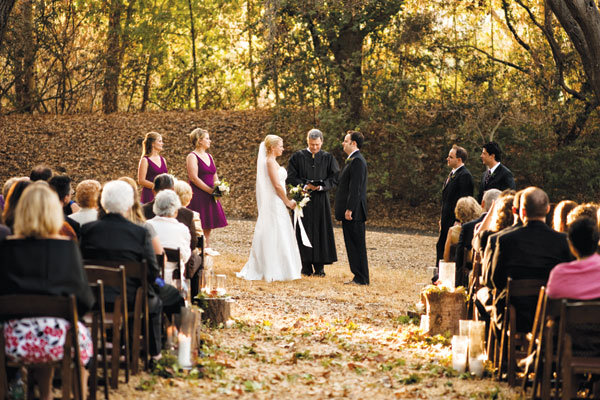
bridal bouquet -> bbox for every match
[288,184,312,247]
[212,179,231,198]
[287,184,310,208]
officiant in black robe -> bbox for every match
[287,129,340,276]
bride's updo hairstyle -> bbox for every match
[264,135,282,154]
[189,128,209,147]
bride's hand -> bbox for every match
[287,199,297,209]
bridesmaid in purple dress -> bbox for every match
[137,132,168,204]
[186,128,227,250]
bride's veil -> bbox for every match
[255,141,273,212]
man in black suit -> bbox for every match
[436,145,474,267]
[488,187,571,331]
[477,142,516,203]
[335,131,369,285]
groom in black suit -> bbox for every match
[477,141,516,203]
[335,131,369,285]
[436,145,474,266]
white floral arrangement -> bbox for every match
[288,184,310,209]
[213,179,230,198]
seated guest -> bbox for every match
[489,187,572,331]
[547,218,600,299]
[48,175,81,239]
[1,177,26,214]
[143,174,198,256]
[472,193,515,254]
[0,183,94,400]
[453,189,501,286]
[2,180,32,230]
[553,200,578,233]
[174,179,203,237]
[29,165,52,182]
[566,203,598,229]
[69,179,101,226]
[80,180,183,359]
[173,180,204,296]
[118,176,164,256]
[146,190,191,286]
[444,196,482,262]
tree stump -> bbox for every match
[193,297,233,327]
[423,290,466,336]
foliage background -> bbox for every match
[3,0,600,228]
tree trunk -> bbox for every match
[140,53,153,112]
[547,0,600,105]
[329,27,364,123]
[187,0,199,110]
[102,0,123,113]
[247,0,257,108]
[0,0,16,49]
[13,0,35,113]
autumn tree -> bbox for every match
[264,0,404,122]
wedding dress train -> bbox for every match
[237,143,302,282]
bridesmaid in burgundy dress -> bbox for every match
[186,128,227,252]
[137,132,168,204]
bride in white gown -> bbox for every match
[237,135,302,281]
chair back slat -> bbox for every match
[164,248,180,263]
[506,278,546,299]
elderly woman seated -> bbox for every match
[69,179,102,226]
[0,183,94,400]
[146,190,191,286]
[443,196,482,262]
[80,180,184,360]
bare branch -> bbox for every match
[489,114,506,141]
[451,45,530,73]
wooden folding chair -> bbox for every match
[557,300,600,400]
[84,264,128,390]
[84,260,150,375]
[86,280,109,400]
[530,296,562,400]
[0,294,83,400]
[467,249,481,320]
[499,278,546,386]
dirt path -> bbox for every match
[109,220,519,399]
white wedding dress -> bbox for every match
[237,142,302,282]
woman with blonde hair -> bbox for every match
[237,135,302,281]
[138,131,168,204]
[186,128,227,253]
[553,200,577,233]
[0,183,94,400]
[443,196,482,262]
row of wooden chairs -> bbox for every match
[0,259,152,400]
[464,250,600,400]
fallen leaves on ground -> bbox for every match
[107,220,519,399]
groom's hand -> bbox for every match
[305,183,319,191]
[345,210,353,220]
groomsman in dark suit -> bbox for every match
[477,142,516,203]
[436,145,474,267]
[335,131,369,285]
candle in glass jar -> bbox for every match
[178,333,192,368]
